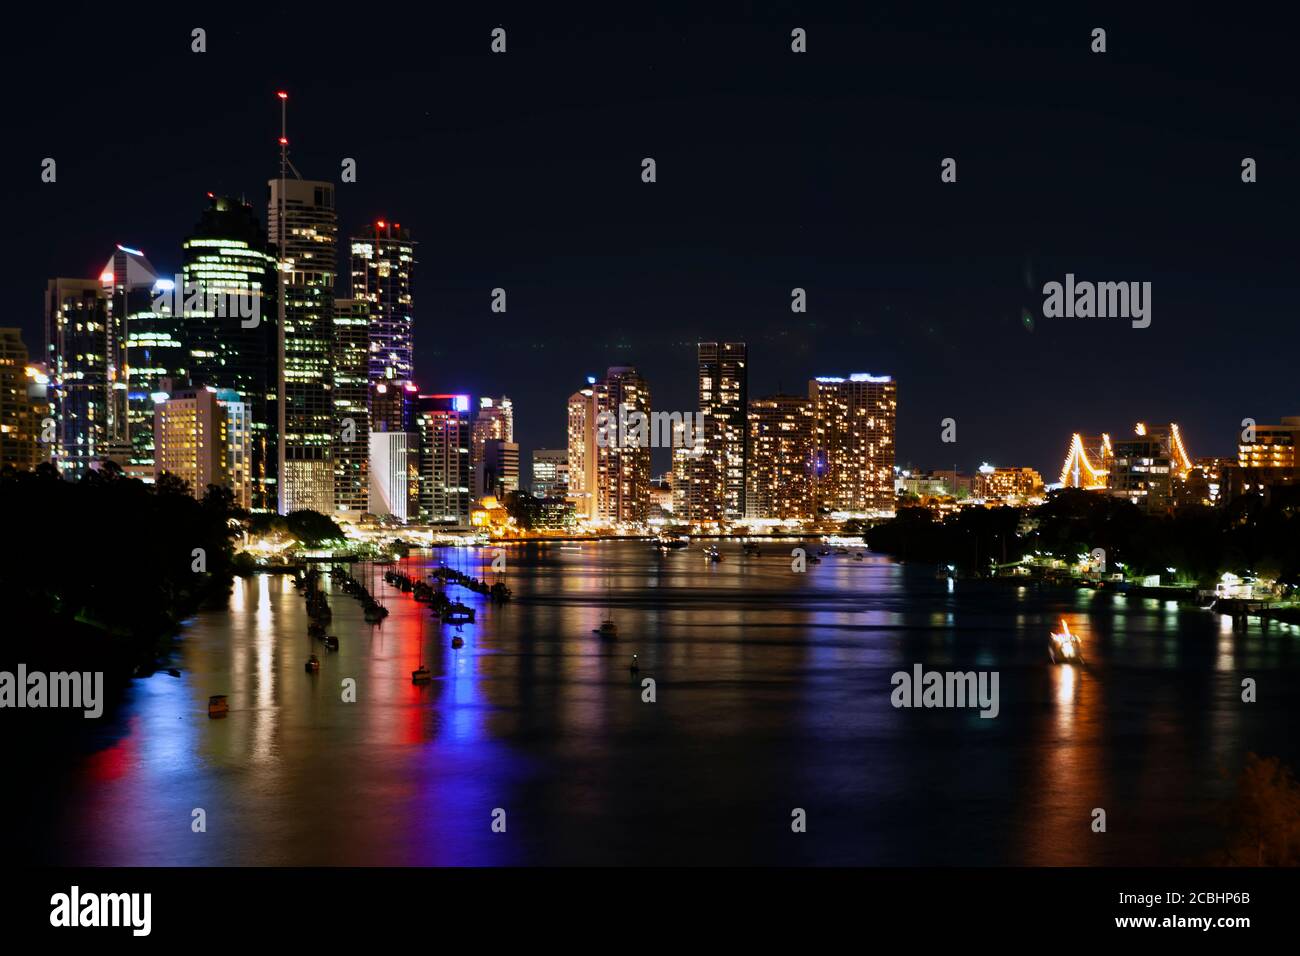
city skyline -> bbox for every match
[8,8,1296,484]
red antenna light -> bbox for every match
[276,91,288,100]
[377,220,386,229]
[279,136,289,146]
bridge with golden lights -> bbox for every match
[1059,422,1194,489]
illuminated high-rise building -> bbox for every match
[44,278,110,478]
[567,383,597,522]
[477,438,519,499]
[416,394,471,527]
[269,178,337,514]
[0,330,39,471]
[153,387,230,498]
[471,395,513,496]
[697,342,748,520]
[370,380,418,434]
[332,298,370,518]
[368,430,419,523]
[183,194,277,509]
[531,448,568,498]
[350,221,415,384]
[808,373,897,514]
[745,394,815,519]
[594,366,652,526]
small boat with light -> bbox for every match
[322,634,339,651]
[305,655,321,673]
[703,546,723,563]
[1049,620,1084,664]
[451,635,465,649]
[593,615,618,638]
[208,695,229,718]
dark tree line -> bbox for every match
[0,463,242,677]
[867,488,1300,585]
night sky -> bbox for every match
[5,3,1296,479]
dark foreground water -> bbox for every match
[17,542,1300,865]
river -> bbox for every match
[17,542,1300,865]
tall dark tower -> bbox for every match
[350,220,416,385]
[182,194,277,510]
[269,92,338,514]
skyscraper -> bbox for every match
[332,298,370,518]
[44,278,110,478]
[416,394,471,527]
[478,438,520,499]
[269,178,338,514]
[531,448,569,498]
[746,394,816,519]
[566,370,651,527]
[596,366,652,526]
[697,342,748,521]
[471,396,514,496]
[567,383,597,523]
[183,194,277,509]
[350,221,415,384]
[153,387,230,498]
[809,374,897,515]
[100,245,163,479]
[368,430,419,522]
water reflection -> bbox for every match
[32,543,1300,865]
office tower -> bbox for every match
[672,424,717,523]
[595,366,652,526]
[697,342,748,521]
[477,438,519,499]
[567,383,598,522]
[416,394,471,527]
[332,298,370,518]
[370,380,417,434]
[350,221,415,384]
[471,396,514,495]
[183,194,277,509]
[212,388,253,508]
[269,178,338,514]
[745,394,816,519]
[0,330,39,471]
[368,430,419,522]
[44,278,110,478]
[531,448,569,498]
[125,288,186,482]
[95,245,166,479]
[153,387,230,498]
[96,245,160,471]
[808,373,897,514]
